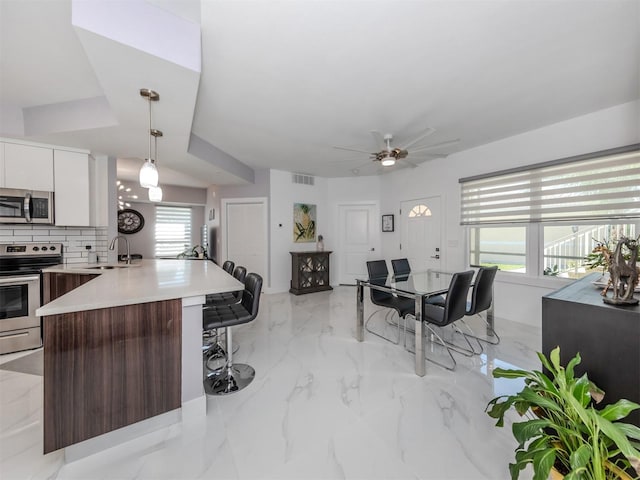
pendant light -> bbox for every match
[139,88,160,188]
[148,129,163,202]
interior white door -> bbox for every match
[400,196,442,271]
[225,200,268,280]
[338,203,378,284]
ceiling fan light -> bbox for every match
[139,159,158,188]
[381,155,396,167]
[148,185,163,202]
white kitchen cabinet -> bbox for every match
[54,150,92,226]
[3,142,54,191]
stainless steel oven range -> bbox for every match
[0,243,63,354]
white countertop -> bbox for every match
[37,259,244,316]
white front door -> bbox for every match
[400,196,442,271]
[223,198,268,281]
[337,203,379,284]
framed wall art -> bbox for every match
[382,214,394,232]
[293,203,317,242]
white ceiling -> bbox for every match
[1,0,638,187]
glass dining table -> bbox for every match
[355,269,494,377]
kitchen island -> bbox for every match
[37,260,244,455]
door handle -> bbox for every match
[430,254,440,259]
[370,248,375,251]
[24,193,32,223]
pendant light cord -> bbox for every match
[148,97,153,161]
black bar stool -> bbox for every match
[202,273,262,395]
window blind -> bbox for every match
[459,146,640,225]
[155,206,192,257]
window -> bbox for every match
[408,204,432,217]
[155,206,192,257]
[460,145,640,278]
[543,223,636,278]
[469,226,526,273]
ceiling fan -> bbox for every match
[333,128,459,171]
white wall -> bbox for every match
[379,100,640,327]
[269,169,328,292]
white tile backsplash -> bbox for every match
[0,225,108,264]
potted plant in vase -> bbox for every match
[486,347,640,480]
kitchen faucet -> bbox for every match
[109,235,131,264]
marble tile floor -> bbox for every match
[0,286,541,480]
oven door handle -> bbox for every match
[0,332,29,340]
[24,192,32,222]
[0,275,40,284]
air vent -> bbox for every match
[292,173,315,186]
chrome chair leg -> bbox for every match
[365,308,403,345]
[404,317,457,371]
[460,313,500,346]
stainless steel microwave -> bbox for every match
[0,188,54,224]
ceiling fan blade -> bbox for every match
[370,131,385,151]
[407,153,448,160]
[410,139,460,153]
[333,145,376,155]
[354,160,377,170]
[400,127,436,150]
[401,158,420,168]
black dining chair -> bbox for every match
[391,258,411,280]
[222,260,235,274]
[461,266,500,345]
[202,272,262,395]
[403,270,475,370]
[365,260,414,344]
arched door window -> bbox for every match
[408,204,432,218]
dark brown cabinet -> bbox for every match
[42,272,98,304]
[542,273,640,426]
[290,251,332,295]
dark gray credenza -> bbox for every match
[289,251,332,295]
[542,273,640,426]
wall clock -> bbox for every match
[118,208,145,234]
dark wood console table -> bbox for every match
[542,273,640,426]
[290,251,332,295]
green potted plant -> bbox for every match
[486,347,640,480]
[177,245,205,259]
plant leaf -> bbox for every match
[512,419,550,446]
[616,422,640,441]
[571,374,591,407]
[486,397,516,426]
[564,471,583,480]
[599,399,640,422]
[537,350,555,375]
[519,387,563,413]
[549,347,562,373]
[569,444,591,470]
[492,367,532,379]
[595,415,640,475]
[565,353,581,382]
[508,461,526,480]
[532,448,555,480]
